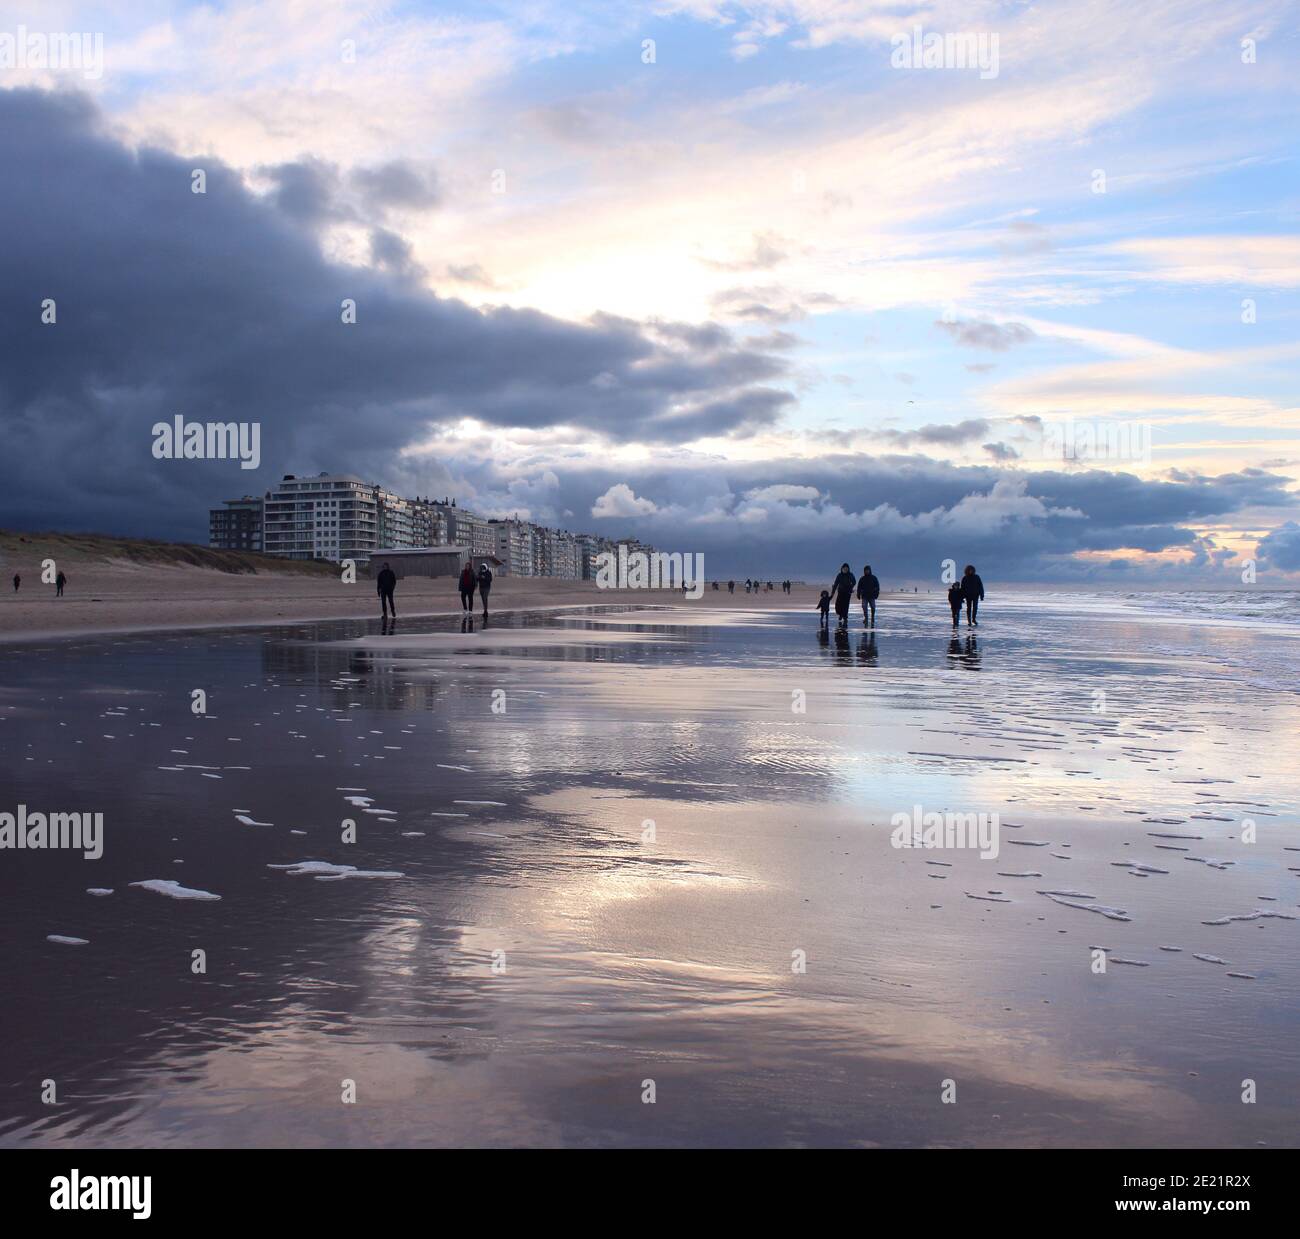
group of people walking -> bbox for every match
[725,579,792,594]
[817,564,984,628]
[371,559,495,623]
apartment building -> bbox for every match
[216,475,655,574]
[489,517,535,576]
[260,473,383,561]
[209,496,264,553]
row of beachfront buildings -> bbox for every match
[209,472,655,578]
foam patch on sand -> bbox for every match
[130,879,221,901]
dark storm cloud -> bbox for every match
[885,418,991,447]
[349,160,440,212]
[448,454,1294,580]
[1256,521,1300,571]
[935,317,1036,351]
[0,89,793,538]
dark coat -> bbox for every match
[376,568,397,594]
[857,573,880,601]
[960,573,984,601]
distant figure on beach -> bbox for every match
[745,578,752,594]
[830,563,856,626]
[728,580,735,594]
[11,574,18,592]
[816,590,831,626]
[857,564,880,625]
[477,563,493,617]
[960,564,984,626]
[55,570,67,598]
[376,561,397,618]
[458,562,476,611]
[947,581,963,628]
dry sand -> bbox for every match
[0,531,808,641]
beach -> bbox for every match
[1,590,1297,1148]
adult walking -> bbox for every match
[830,562,856,626]
[458,561,477,611]
[55,570,67,598]
[477,562,493,618]
[376,561,397,618]
[12,574,19,593]
[856,564,880,625]
[960,564,984,626]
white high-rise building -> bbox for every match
[262,473,381,561]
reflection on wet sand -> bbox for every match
[1,596,1298,1147]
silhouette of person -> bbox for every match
[857,564,880,625]
[728,580,735,594]
[458,562,476,611]
[947,581,963,628]
[816,590,831,625]
[960,564,984,626]
[477,563,493,617]
[830,562,855,626]
[11,574,18,592]
[376,561,397,618]
[55,570,67,598]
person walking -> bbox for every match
[728,580,735,594]
[856,564,880,625]
[830,562,856,627]
[960,564,985,626]
[477,562,493,618]
[458,562,477,611]
[376,561,397,618]
[947,581,963,628]
[55,570,67,598]
[11,574,18,593]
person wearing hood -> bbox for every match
[960,564,985,626]
[830,563,856,626]
[856,564,880,625]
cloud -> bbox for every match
[700,232,789,271]
[1256,521,1300,571]
[0,89,794,536]
[592,483,658,518]
[935,317,1037,351]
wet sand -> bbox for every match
[1,594,1297,1147]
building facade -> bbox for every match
[209,496,264,553]
[217,476,656,573]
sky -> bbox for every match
[1,0,1298,581]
